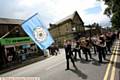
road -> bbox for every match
[0,40,120,80]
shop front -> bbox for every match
[0,37,43,67]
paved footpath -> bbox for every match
[0,40,120,80]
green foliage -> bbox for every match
[100,0,120,30]
[111,11,120,29]
[104,7,111,17]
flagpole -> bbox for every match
[0,27,17,39]
[21,13,38,25]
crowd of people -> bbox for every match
[63,31,119,70]
[48,43,60,56]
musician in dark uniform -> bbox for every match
[96,35,106,63]
[74,40,82,60]
[105,33,112,54]
[80,38,92,61]
[85,38,92,59]
[64,40,76,70]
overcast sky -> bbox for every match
[0,0,111,28]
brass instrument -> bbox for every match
[79,38,87,48]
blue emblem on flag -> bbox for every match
[21,13,54,50]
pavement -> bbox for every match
[0,55,48,74]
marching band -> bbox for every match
[48,31,118,70]
[63,31,117,70]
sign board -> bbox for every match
[0,37,33,45]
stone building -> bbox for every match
[0,18,26,38]
[49,11,85,47]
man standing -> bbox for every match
[64,40,76,70]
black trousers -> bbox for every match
[65,50,76,69]
[97,47,106,62]
[93,44,97,54]
[74,49,81,60]
[82,48,92,61]
[106,43,111,53]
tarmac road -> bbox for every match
[0,40,120,80]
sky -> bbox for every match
[0,0,111,28]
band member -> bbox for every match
[64,40,76,70]
[71,40,77,57]
[96,35,106,63]
[91,36,98,54]
[74,40,82,60]
[105,33,112,54]
[80,37,92,61]
[85,38,92,59]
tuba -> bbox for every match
[80,38,87,48]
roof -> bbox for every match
[54,13,75,25]
[0,18,24,25]
[50,11,84,26]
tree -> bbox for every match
[100,0,120,29]
[91,23,101,29]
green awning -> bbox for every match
[0,37,33,45]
